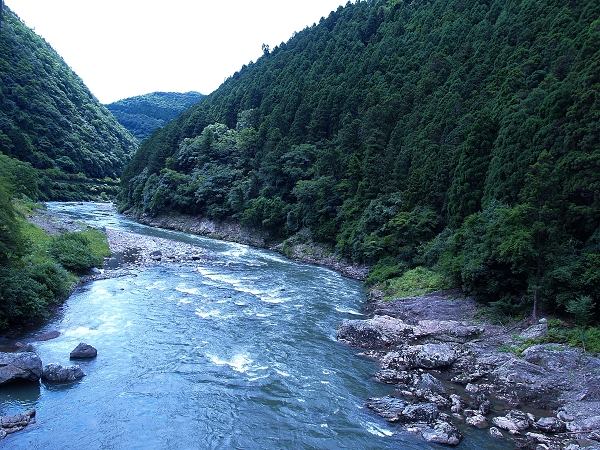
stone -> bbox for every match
[534,416,566,433]
[492,416,520,433]
[416,372,446,395]
[415,320,484,343]
[401,402,439,423]
[373,369,413,385]
[489,427,504,439]
[466,414,488,428]
[365,396,407,422]
[337,315,416,349]
[566,415,600,432]
[506,410,533,431]
[0,409,36,438]
[0,352,43,384]
[414,343,458,369]
[150,250,162,261]
[420,420,463,446]
[42,363,85,382]
[70,343,98,359]
[491,358,563,409]
[522,344,584,372]
[450,394,465,414]
[519,323,548,340]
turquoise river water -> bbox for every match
[0,202,510,449]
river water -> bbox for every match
[1,203,508,449]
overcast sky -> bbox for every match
[8,0,352,104]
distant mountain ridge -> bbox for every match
[0,5,137,200]
[105,91,203,141]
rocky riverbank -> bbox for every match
[125,210,369,280]
[338,289,600,449]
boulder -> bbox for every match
[519,323,548,340]
[491,358,564,409]
[415,320,484,343]
[521,344,584,372]
[489,427,504,439]
[70,343,97,359]
[42,363,85,382]
[492,410,533,433]
[373,369,414,385]
[0,352,43,384]
[401,402,439,423]
[380,344,457,371]
[416,372,446,395]
[534,417,566,433]
[337,315,416,349]
[467,414,489,428]
[365,396,407,422]
[414,344,458,369]
[0,409,36,439]
[420,420,463,446]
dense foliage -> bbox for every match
[119,0,599,322]
[0,158,109,330]
[105,91,203,141]
[0,6,137,200]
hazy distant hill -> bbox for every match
[105,92,203,141]
[0,6,138,200]
[120,0,600,320]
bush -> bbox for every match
[0,267,48,329]
[27,261,71,302]
[49,232,103,273]
[383,266,450,299]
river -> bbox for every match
[1,202,507,449]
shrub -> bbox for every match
[383,266,450,299]
[49,232,103,273]
[0,267,48,328]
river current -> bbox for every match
[1,202,506,449]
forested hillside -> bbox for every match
[0,6,137,200]
[105,91,203,141]
[119,0,600,322]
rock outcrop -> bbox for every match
[0,352,43,384]
[338,290,600,448]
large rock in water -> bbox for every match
[0,352,43,384]
[70,343,97,359]
[42,363,86,382]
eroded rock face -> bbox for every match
[42,363,85,382]
[0,352,43,384]
[70,343,97,359]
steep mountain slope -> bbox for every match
[0,6,137,200]
[119,0,600,319]
[105,91,203,141]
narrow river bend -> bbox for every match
[1,203,503,449]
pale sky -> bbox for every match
[8,0,352,104]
